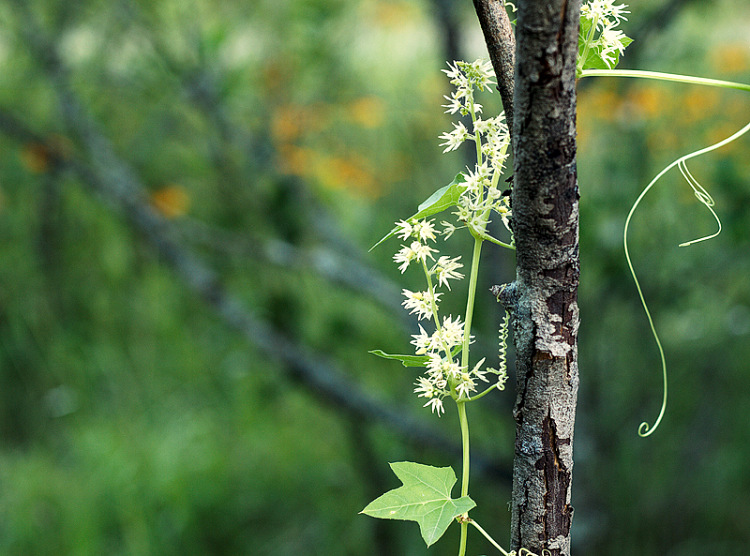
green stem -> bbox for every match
[461,237,483,373]
[577,13,599,75]
[468,93,483,165]
[479,232,515,250]
[468,519,510,555]
[422,261,456,363]
[579,69,750,92]
[457,400,470,556]
[465,382,499,402]
[456,236,483,556]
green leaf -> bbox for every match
[369,346,462,367]
[413,173,467,218]
[578,15,633,72]
[360,462,476,547]
[368,350,431,367]
[369,174,467,251]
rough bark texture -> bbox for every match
[472,0,516,133]
[507,1,580,555]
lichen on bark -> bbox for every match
[507,1,581,555]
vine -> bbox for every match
[360,1,750,553]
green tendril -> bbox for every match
[498,310,510,377]
[676,160,721,247]
[467,518,550,556]
[625,120,750,437]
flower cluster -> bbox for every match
[392,60,513,416]
[392,218,468,415]
[441,59,495,118]
[579,1,632,71]
[439,60,513,240]
[581,0,629,26]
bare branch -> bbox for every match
[3,0,514,482]
[472,0,516,134]
[0,106,455,459]
[177,218,407,321]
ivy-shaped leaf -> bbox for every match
[369,174,467,251]
[360,462,475,547]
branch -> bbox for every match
[431,0,462,64]
[127,3,395,290]
[2,0,456,454]
[0,10,512,480]
[0,106,460,459]
[177,217,408,322]
[472,0,516,135]
[4,1,516,483]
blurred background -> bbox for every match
[0,0,748,554]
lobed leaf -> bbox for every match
[360,461,475,547]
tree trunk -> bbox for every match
[501,1,580,555]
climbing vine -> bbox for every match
[361,1,750,553]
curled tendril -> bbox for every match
[514,549,552,556]
[676,159,721,247]
[498,310,510,374]
[625,120,750,437]
[468,518,552,556]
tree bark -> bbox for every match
[506,1,580,555]
[472,0,516,134]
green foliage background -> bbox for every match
[0,0,748,554]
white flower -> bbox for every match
[414,376,436,398]
[600,27,629,67]
[441,220,458,239]
[470,358,489,382]
[581,0,629,28]
[460,59,495,92]
[432,256,464,290]
[439,121,470,153]
[393,244,415,273]
[438,315,465,349]
[456,377,475,399]
[401,288,441,320]
[411,325,433,355]
[413,219,438,243]
[464,163,491,193]
[473,117,491,135]
[442,60,464,83]
[411,240,437,265]
[442,94,464,115]
[427,355,461,382]
[394,220,413,241]
[424,397,445,416]
[392,241,436,273]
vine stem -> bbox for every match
[576,12,599,75]
[468,519,510,555]
[623,119,750,436]
[579,69,750,92]
[582,66,750,436]
[456,236,483,556]
[461,237,483,373]
[457,401,470,556]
